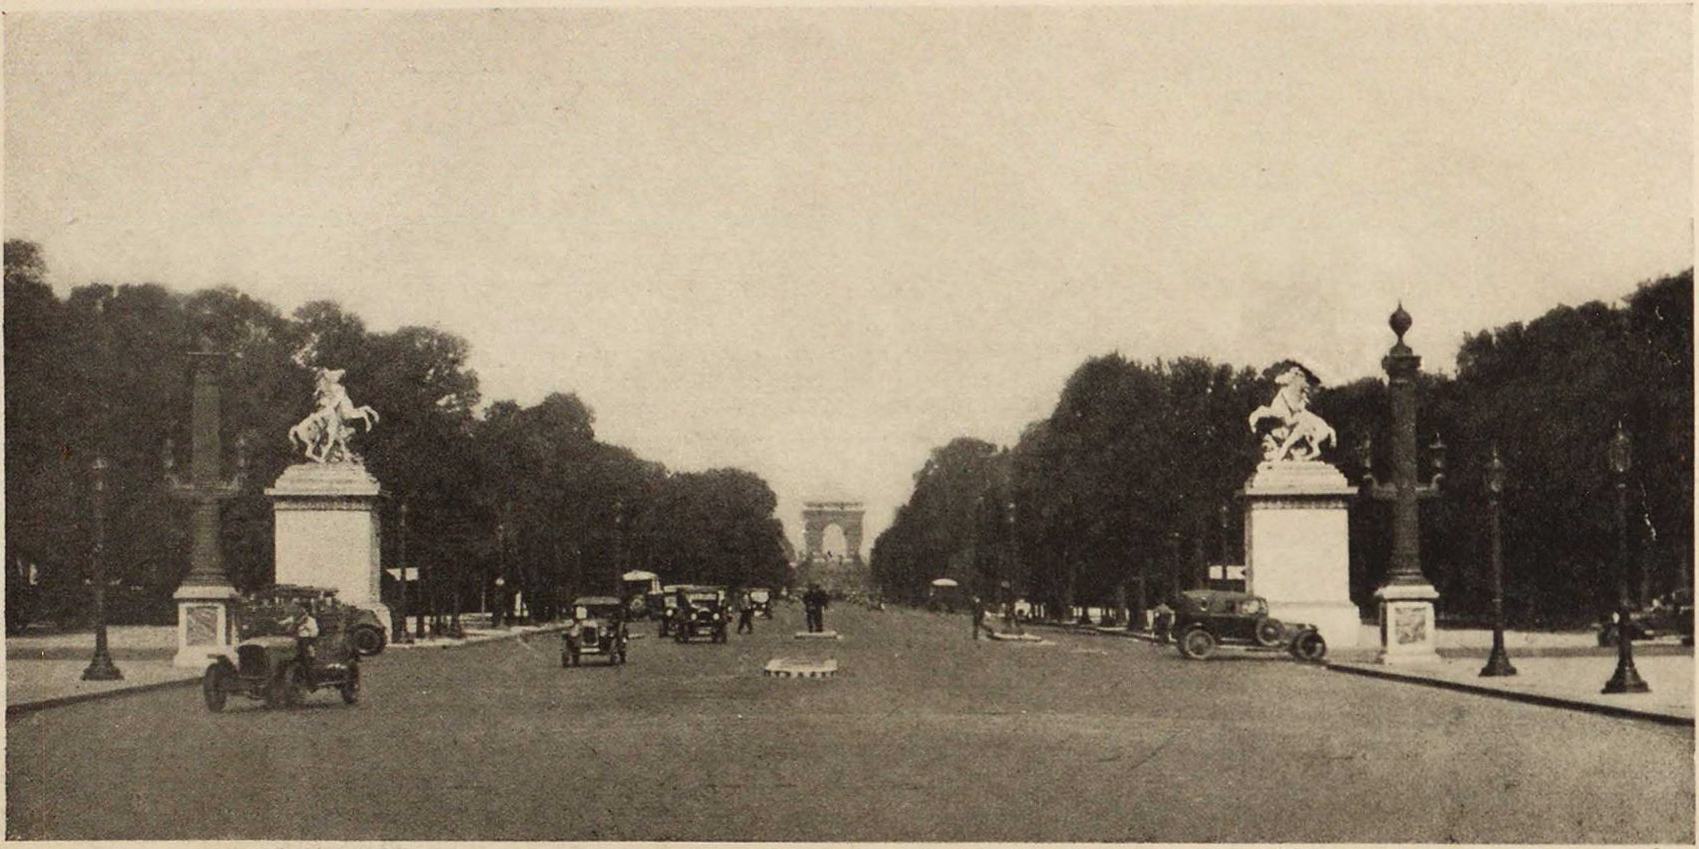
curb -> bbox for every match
[7,623,570,715]
[7,675,202,717]
[1327,662,1695,728]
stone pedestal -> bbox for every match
[1374,582,1440,665]
[1241,461,1361,651]
[173,583,241,668]
[266,463,392,635]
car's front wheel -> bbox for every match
[1178,628,1216,660]
[202,665,229,712]
[339,664,361,704]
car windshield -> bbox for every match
[686,593,718,603]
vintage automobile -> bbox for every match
[1170,589,1327,662]
[202,630,361,711]
[242,584,389,657]
[1598,591,1694,647]
[562,595,629,667]
[655,590,684,638]
[746,587,774,619]
[673,586,729,643]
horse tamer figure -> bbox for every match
[1247,363,1336,463]
[288,368,379,463]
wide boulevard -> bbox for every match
[8,603,1692,842]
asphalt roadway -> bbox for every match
[7,603,1693,842]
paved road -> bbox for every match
[7,603,1692,841]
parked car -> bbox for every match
[241,585,389,657]
[201,631,361,711]
[563,596,629,667]
[674,586,729,643]
[1598,591,1694,647]
[1170,589,1327,662]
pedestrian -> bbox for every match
[736,591,756,634]
[803,584,829,633]
[1152,600,1175,644]
[971,595,985,640]
[292,601,320,682]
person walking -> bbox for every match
[736,591,756,635]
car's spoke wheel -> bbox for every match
[1179,628,1216,660]
[1254,617,1286,647]
[202,666,229,712]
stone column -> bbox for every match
[265,462,392,636]
[1241,460,1361,650]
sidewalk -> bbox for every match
[1028,618,1693,725]
[6,621,566,714]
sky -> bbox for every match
[5,6,1692,554]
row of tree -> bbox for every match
[872,270,1693,628]
[5,240,792,629]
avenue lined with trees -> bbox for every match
[873,269,1693,629]
[4,239,792,631]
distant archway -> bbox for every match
[799,501,866,595]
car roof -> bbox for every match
[573,596,622,606]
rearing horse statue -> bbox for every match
[288,368,379,463]
[1248,364,1335,463]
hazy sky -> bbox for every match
[6,6,1691,552]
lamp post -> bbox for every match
[163,340,247,667]
[1602,422,1650,694]
[393,502,413,644]
[1359,304,1446,664]
[81,454,123,681]
[1479,445,1516,677]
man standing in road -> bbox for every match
[736,591,756,635]
[803,584,829,633]
[971,595,986,640]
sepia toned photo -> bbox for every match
[3,4,1692,843]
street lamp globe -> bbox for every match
[1485,447,1505,496]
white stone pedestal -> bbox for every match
[173,583,241,668]
[266,463,392,635]
[1375,582,1441,665]
[1241,461,1361,651]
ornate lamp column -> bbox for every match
[81,453,123,680]
[393,501,413,644]
[165,345,246,668]
[1360,304,1445,664]
[1602,422,1650,694]
[1479,446,1516,677]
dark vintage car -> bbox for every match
[746,587,774,619]
[1170,590,1327,662]
[202,629,361,711]
[563,596,628,667]
[243,585,389,657]
[655,587,687,638]
[1598,591,1694,647]
[674,586,729,643]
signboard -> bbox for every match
[384,567,419,582]
[1208,565,1247,581]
